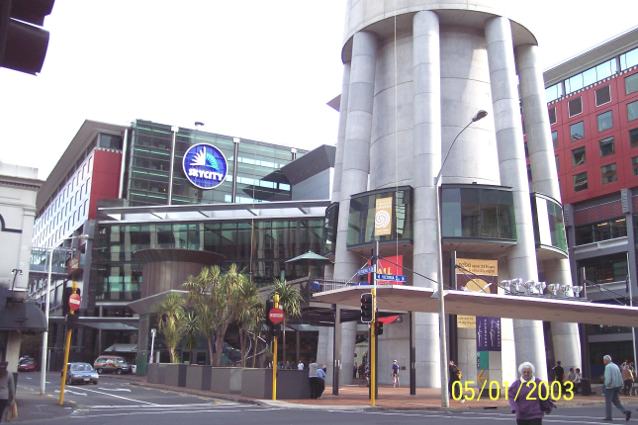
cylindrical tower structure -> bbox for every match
[330,0,579,386]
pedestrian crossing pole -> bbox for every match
[59,280,77,406]
[370,240,379,407]
[271,293,280,401]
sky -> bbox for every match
[1,1,637,180]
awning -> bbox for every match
[0,301,46,333]
[104,343,137,353]
[312,285,638,327]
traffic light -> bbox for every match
[0,0,54,75]
[375,322,384,336]
[61,286,80,316]
[360,292,373,323]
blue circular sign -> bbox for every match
[182,143,228,190]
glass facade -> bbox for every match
[127,120,303,207]
[324,202,339,255]
[441,185,515,241]
[532,195,568,253]
[92,218,325,301]
[346,187,413,247]
[575,217,627,245]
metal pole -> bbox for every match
[59,280,77,406]
[435,182,449,408]
[332,304,340,395]
[40,247,55,395]
[272,293,279,400]
[370,239,378,407]
[149,328,157,364]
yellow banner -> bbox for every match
[374,197,392,237]
[455,258,498,328]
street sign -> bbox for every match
[357,265,375,275]
[375,273,406,282]
[268,307,284,325]
[68,293,81,312]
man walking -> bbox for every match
[602,354,631,422]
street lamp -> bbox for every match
[434,110,488,407]
[40,234,89,395]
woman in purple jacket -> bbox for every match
[508,362,547,425]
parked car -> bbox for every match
[18,358,37,372]
[64,362,99,385]
[93,355,132,374]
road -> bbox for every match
[15,373,635,424]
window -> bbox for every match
[548,107,556,124]
[568,98,582,116]
[601,163,617,184]
[621,47,638,70]
[631,128,638,148]
[551,130,558,148]
[596,86,611,106]
[599,137,615,156]
[572,147,586,166]
[570,121,584,141]
[633,157,638,175]
[545,83,563,102]
[597,111,613,132]
[573,172,588,192]
[626,73,638,95]
[629,101,638,121]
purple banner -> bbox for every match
[476,316,501,351]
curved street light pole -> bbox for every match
[435,110,488,407]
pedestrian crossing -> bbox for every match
[70,402,283,419]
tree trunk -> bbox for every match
[213,325,229,366]
[207,337,214,366]
[239,329,246,367]
[252,332,259,368]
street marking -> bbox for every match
[97,387,132,392]
[77,386,157,405]
[54,389,87,396]
[70,407,284,419]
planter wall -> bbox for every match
[210,367,243,394]
[163,363,187,387]
[241,368,311,399]
[186,365,212,391]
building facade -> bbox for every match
[543,26,638,378]
[329,0,580,387]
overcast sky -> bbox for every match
[1,1,637,180]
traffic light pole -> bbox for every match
[59,280,77,406]
[370,240,378,407]
[271,293,279,401]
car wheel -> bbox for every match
[97,368,103,374]
[92,380,98,385]
[116,368,123,375]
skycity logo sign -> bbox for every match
[182,143,228,189]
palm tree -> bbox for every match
[156,292,186,364]
[183,310,199,364]
[233,278,261,367]
[183,264,246,366]
[272,278,302,364]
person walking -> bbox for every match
[508,362,553,425]
[0,361,15,422]
[602,354,631,422]
[316,365,327,398]
[573,368,583,394]
[297,360,304,371]
[622,361,634,396]
[448,360,460,398]
[552,361,564,384]
[308,361,320,399]
[392,360,400,388]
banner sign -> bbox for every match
[374,197,393,237]
[182,143,228,189]
[476,316,501,351]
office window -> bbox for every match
[572,147,586,166]
[621,47,638,70]
[633,157,638,175]
[545,83,563,102]
[552,130,558,148]
[629,101,638,121]
[601,163,617,184]
[555,156,559,173]
[595,86,611,106]
[568,98,582,117]
[626,73,638,95]
[570,121,584,141]
[573,172,588,192]
[548,107,557,124]
[597,111,613,132]
[631,128,638,148]
[599,137,615,156]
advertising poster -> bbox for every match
[365,255,404,285]
[455,258,498,329]
[374,197,393,237]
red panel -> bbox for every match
[553,70,638,204]
[88,150,122,219]
[573,200,622,225]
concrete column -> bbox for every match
[333,30,377,386]
[485,17,547,380]
[412,10,442,387]
[331,64,351,204]
[517,44,581,373]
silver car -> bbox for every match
[64,362,99,385]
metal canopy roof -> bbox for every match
[98,200,330,224]
[312,285,638,327]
